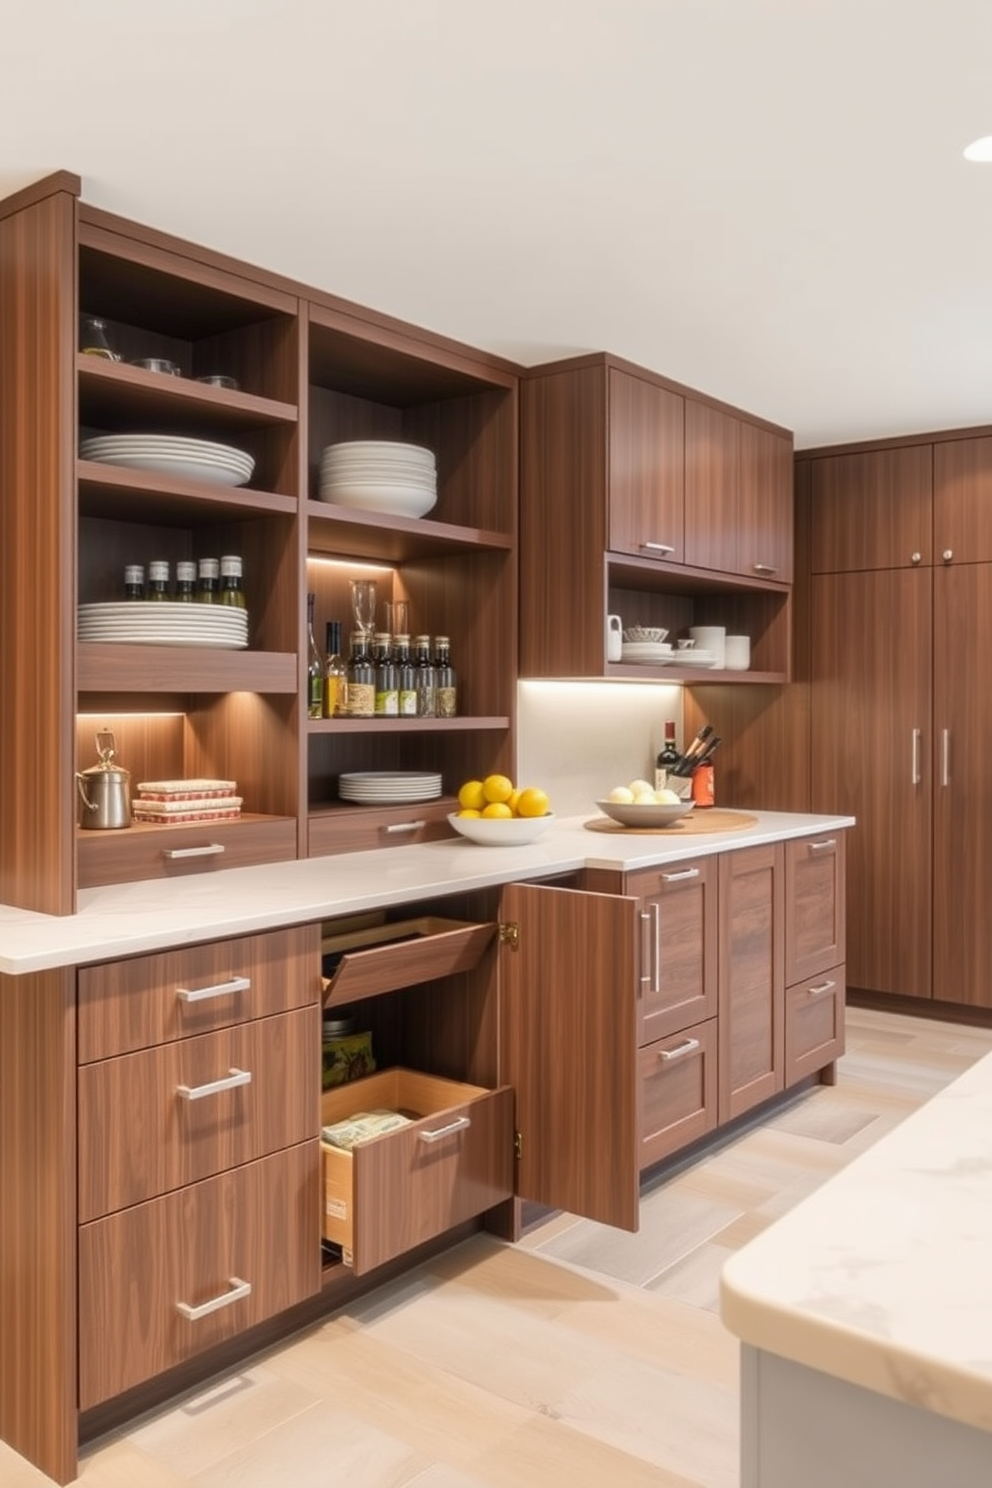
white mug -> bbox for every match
[606,613,623,662]
[689,625,726,668]
[724,634,751,670]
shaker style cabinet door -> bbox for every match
[718,843,785,1121]
[499,882,640,1232]
[607,367,684,563]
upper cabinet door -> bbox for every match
[684,399,740,574]
[809,445,933,573]
[738,422,794,584]
[933,436,992,565]
[499,882,640,1232]
[607,368,684,563]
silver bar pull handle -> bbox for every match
[942,728,950,787]
[808,839,837,853]
[385,821,426,834]
[176,1277,251,1321]
[176,975,251,1005]
[163,843,225,860]
[640,541,675,554]
[650,901,661,995]
[911,728,921,786]
[660,1037,701,1062]
[176,1068,252,1102]
[807,979,836,997]
[418,1114,471,1144]
[752,562,778,575]
[639,909,653,987]
[661,867,701,882]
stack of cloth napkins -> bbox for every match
[132,779,243,825]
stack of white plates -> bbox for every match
[318,441,437,519]
[620,641,674,664]
[79,434,255,488]
[338,771,443,805]
[77,602,249,649]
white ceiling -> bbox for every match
[4,0,992,449]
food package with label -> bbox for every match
[321,1022,375,1090]
[320,1108,413,1150]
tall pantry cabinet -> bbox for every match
[805,435,992,1010]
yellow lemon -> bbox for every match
[457,779,486,811]
[506,787,522,815]
[481,801,513,819]
[457,808,482,818]
[482,773,514,804]
[516,786,551,818]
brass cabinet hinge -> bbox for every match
[514,1130,523,1160]
[498,921,520,950]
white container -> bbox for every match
[606,613,623,661]
[724,635,751,670]
[688,625,726,668]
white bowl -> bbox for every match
[447,812,555,845]
[622,625,668,643]
[316,482,438,519]
[595,799,695,828]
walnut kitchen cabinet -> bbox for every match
[718,842,785,1121]
[519,352,794,683]
[783,833,846,1084]
[809,442,933,572]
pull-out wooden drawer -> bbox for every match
[77,816,297,890]
[78,1006,320,1221]
[638,1018,717,1172]
[322,915,495,1008]
[785,963,846,1086]
[309,801,455,857]
[78,923,322,1062]
[321,1068,514,1275]
[78,1142,320,1410]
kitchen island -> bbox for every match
[721,1043,992,1487]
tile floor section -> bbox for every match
[5,1005,992,1488]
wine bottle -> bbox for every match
[413,634,437,718]
[373,632,399,716]
[196,557,220,603]
[654,720,681,791]
[306,592,324,719]
[322,620,347,719]
[174,561,197,602]
[395,634,417,717]
[434,635,457,718]
[219,554,246,608]
[123,564,145,601]
[146,559,171,601]
[346,629,375,718]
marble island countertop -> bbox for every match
[0,809,853,974]
[720,1043,992,1438]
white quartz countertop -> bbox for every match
[720,1045,992,1437]
[0,810,852,974]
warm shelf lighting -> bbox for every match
[963,135,992,162]
[308,557,395,574]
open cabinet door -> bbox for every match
[500,881,639,1232]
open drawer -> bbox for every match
[320,1067,514,1274]
[321,913,496,1008]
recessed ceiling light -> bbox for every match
[964,135,992,162]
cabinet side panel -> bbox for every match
[0,968,78,1484]
[0,189,77,913]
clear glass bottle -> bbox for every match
[395,634,417,717]
[219,554,246,608]
[322,620,348,719]
[79,315,119,361]
[123,564,145,601]
[346,629,375,718]
[174,560,197,602]
[196,557,220,603]
[306,592,324,719]
[373,632,399,716]
[413,634,437,718]
[147,559,171,601]
[434,635,457,718]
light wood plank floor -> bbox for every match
[5,1005,992,1488]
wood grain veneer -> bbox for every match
[607,366,684,562]
[784,964,846,1086]
[625,856,718,1044]
[739,420,794,582]
[638,1016,718,1170]
[684,399,740,575]
[784,833,846,986]
[718,842,785,1122]
[809,443,933,572]
[933,435,992,563]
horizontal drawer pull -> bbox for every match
[807,838,837,852]
[807,980,836,997]
[176,975,251,1005]
[640,540,675,554]
[661,867,700,883]
[176,1276,252,1321]
[176,1067,252,1101]
[418,1114,472,1144]
[162,843,226,860]
[752,562,778,575]
[385,820,426,834]
[659,1037,700,1062]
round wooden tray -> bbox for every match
[584,808,758,836]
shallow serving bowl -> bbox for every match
[622,625,668,643]
[447,812,555,845]
[595,799,695,828]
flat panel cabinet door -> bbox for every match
[810,568,932,999]
[607,367,684,563]
[933,437,992,564]
[933,564,992,1006]
[738,422,794,584]
[809,445,933,573]
[500,882,640,1232]
[718,844,785,1121]
[684,400,740,575]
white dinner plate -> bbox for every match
[80,451,253,487]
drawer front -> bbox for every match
[785,963,846,1086]
[785,833,846,985]
[78,1142,320,1410]
[78,923,322,1062]
[638,1018,717,1171]
[77,817,297,890]
[79,1006,320,1221]
[323,916,495,1007]
[309,802,454,857]
[627,857,717,1045]
[323,1082,514,1275]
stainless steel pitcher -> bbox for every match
[76,730,132,829]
